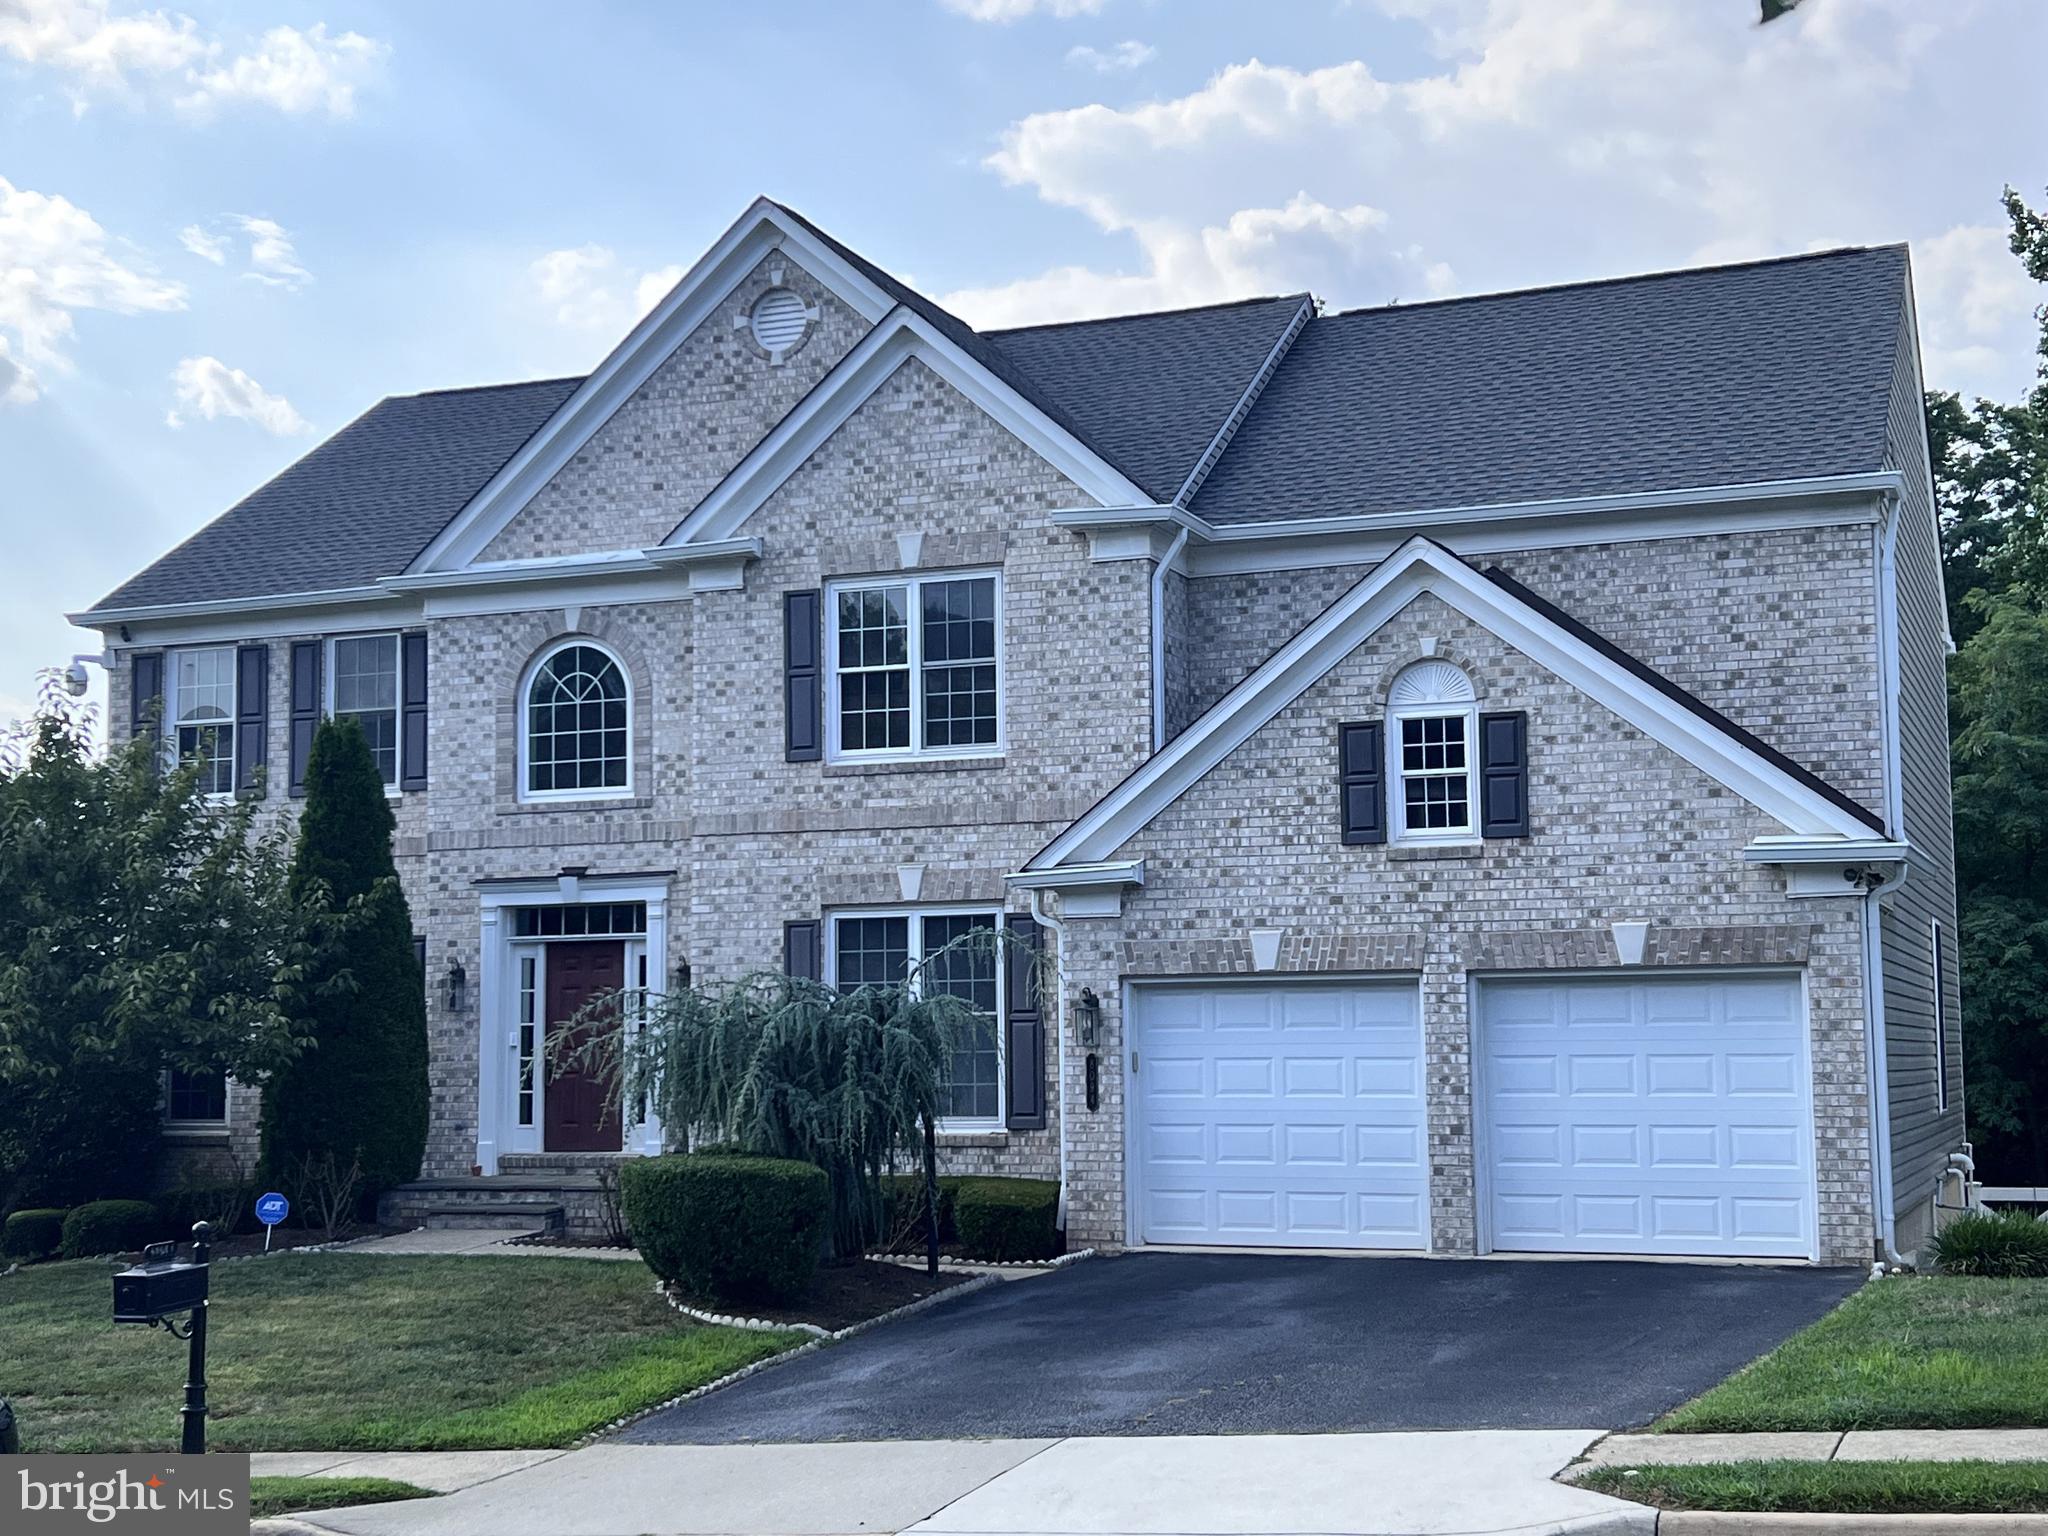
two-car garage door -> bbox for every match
[1129,973,1814,1259]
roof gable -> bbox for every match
[1192,245,1908,525]
[1027,537,1884,871]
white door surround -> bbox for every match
[1474,970,1817,1261]
[475,874,668,1173]
[1123,978,1430,1252]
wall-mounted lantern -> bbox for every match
[1074,987,1101,1049]
[673,958,692,992]
[444,959,468,1015]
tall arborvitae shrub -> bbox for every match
[260,719,428,1204]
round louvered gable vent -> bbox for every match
[750,288,809,355]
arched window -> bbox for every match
[522,642,630,798]
[1386,660,1477,842]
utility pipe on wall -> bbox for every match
[1860,863,1912,1268]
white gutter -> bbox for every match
[1027,887,1072,1236]
[1861,862,1912,1268]
[1150,526,1189,750]
[1049,470,1906,547]
[68,582,393,628]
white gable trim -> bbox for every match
[1027,538,1880,871]
[664,310,1152,546]
[408,199,895,575]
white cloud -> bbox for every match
[531,245,682,333]
[941,0,1105,20]
[1914,222,2042,401]
[0,1,387,117]
[166,355,308,435]
[961,0,2045,397]
[178,222,226,263]
[0,174,185,404]
[1065,39,1153,73]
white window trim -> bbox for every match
[824,570,1005,764]
[325,630,406,794]
[1932,917,1949,1113]
[162,1067,231,1131]
[825,906,1006,1131]
[1387,702,1480,845]
[516,638,636,803]
[167,644,238,800]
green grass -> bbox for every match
[1,1253,804,1453]
[1661,1276,2048,1432]
[1576,1460,2048,1514]
[249,1477,435,1520]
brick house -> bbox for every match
[74,198,1964,1265]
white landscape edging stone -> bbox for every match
[863,1246,1099,1273]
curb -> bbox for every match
[658,1269,1005,1341]
[862,1246,1100,1273]
[1657,1515,2048,1533]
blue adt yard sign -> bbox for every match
[255,1193,288,1251]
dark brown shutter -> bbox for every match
[413,935,428,998]
[400,630,428,792]
[234,644,269,796]
[130,652,164,745]
[783,919,822,981]
[288,640,322,798]
[1479,710,1529,838]
[1003,913,1047,1131]
[784,589,822,762]
[1338,721,1385,845]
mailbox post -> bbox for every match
[113,1221,212,1453]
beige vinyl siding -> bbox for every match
[1879,292,1967,1219]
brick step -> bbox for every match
[498,1152,636,1174]
[418,1203,565,1233]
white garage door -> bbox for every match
[1130,981,1428,1250]
[1480,974,1814,1259]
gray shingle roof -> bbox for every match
[987,294,1308,504]
[87,233,1910,617]
[1191,245,1908,525]
[92,377,579,611]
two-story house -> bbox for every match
[74,198,1964,1266]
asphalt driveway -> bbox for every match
[619,1251,1861,1443]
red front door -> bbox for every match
[544,941,626,1152]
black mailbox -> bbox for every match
[113,1251,210,1324]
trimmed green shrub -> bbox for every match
[954,1178,1062,1262]
[620,1153,829,1305]
[60,1199,161,1259]
[260,718,429,1207]
[1929,1209,2048,1276]
[1,1207,67,1262]
[159,1184,255,1239]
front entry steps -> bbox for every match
[379,1170,619,1240]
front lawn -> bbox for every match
[1576,1460,2048,1514]
[1661,1276,2048,1432]
[249,1477,435,1520]
[2,1253,803,1452]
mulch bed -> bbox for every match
[676,1258,977,1332]
[173,1226,404,1260]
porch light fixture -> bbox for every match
[1074,987,1101,1049]
[673,958,692,992]
[444,959,468,1015]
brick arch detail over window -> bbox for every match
[495,612,659,809]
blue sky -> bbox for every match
[3,0,2044,733]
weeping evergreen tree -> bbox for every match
[260,718,429,1204]
[563,928,1024,1260]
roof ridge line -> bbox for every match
[395,375,588,401]
[985,291,1311,336]
[1321,243,1905,323]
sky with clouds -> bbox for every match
[3,0,2044,735]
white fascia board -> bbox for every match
[665,311,1152,548]
[1028,538,1878,871]
[1743,836,1911,865]
[409,200,894,576]
[380,539,764,617]
[70,586,419,646]
[1004,859,1146,892]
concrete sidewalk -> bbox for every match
[1584,1428,2048,1466]
[260,1432,1650,1536]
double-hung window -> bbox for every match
[829,909,1003,1125]
[165,1068,227,1126]
[329,634,402,787]
[1387,660,1479,844]
[827,572,1000,759]
[170,647,237,795]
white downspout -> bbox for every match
[1861,863,1911,1268]
[1028,887,1072,1234]
[1151,528,1190,751]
